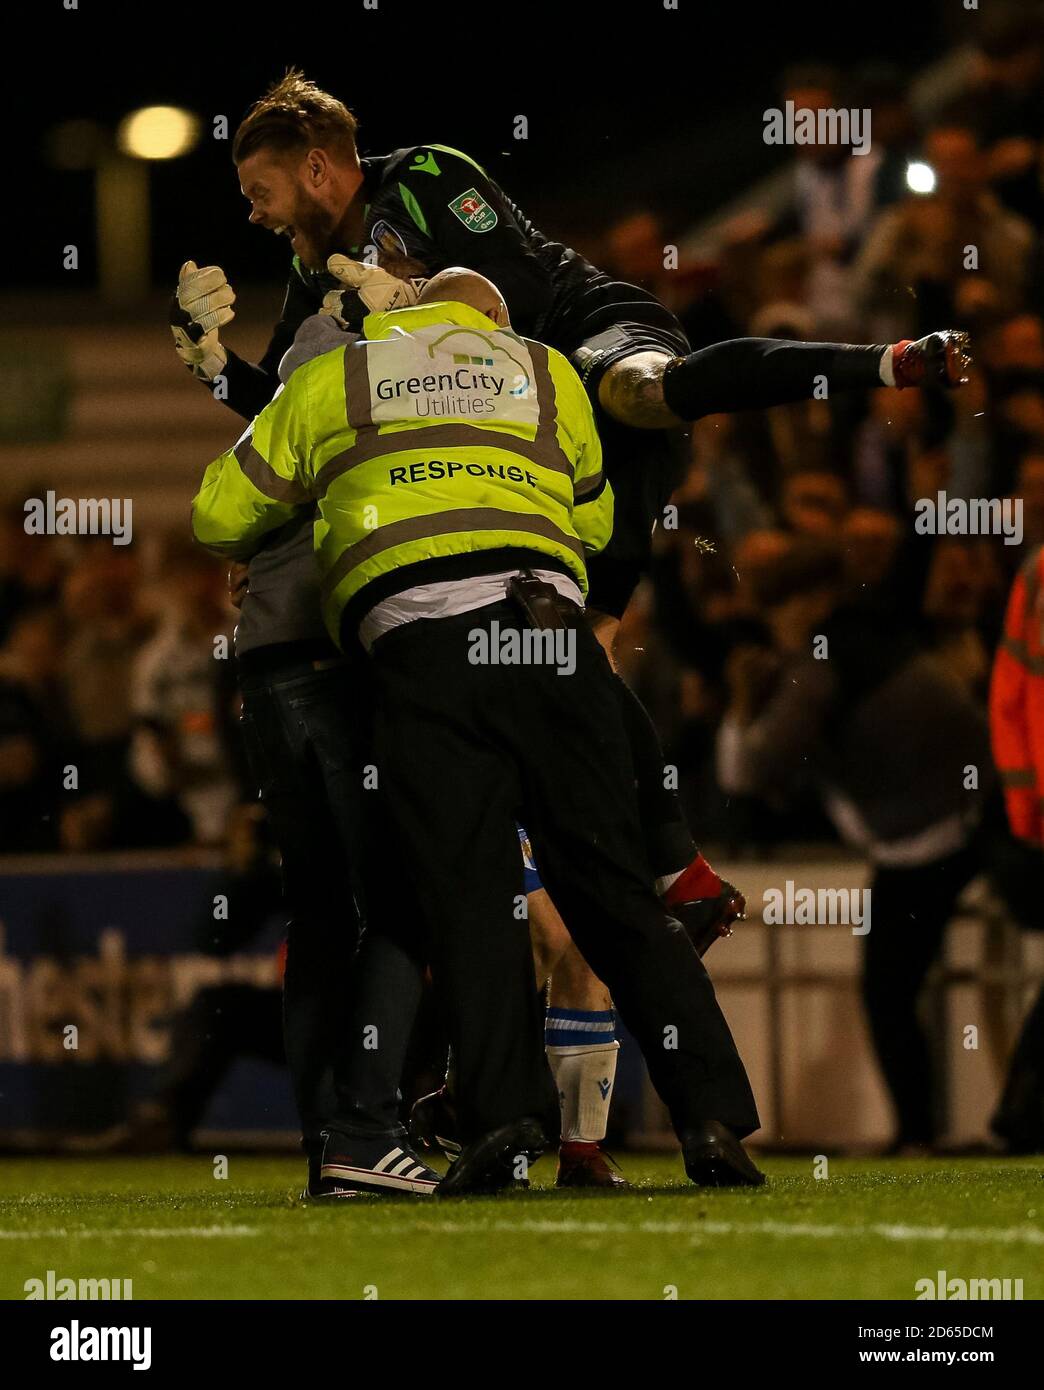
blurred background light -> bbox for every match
[116,106,200,161]
[905,160,936,194]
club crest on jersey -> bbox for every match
[370,220,409,260]
[448,188,498,233]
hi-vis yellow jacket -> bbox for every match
[192,300,612,645]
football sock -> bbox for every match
[660,852,724,904]
[545,1008,619,1143]
[662,337,888,421]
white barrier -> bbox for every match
[635,857,1044,1150]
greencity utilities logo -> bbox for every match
[448,187,498,233]
[428,329,530,396]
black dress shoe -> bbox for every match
[682,1120,765,1187]
[438,1117,547,1197]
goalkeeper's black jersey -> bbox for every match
[221,143,601,420]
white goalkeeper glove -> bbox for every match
[320,254,426,330]
[170,261,235,381]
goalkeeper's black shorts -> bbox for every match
[541,275,691,620]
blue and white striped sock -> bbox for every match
[545,1008,619,1143]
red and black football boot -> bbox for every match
[672,881,747,958]
[556,1141,628,1188]
[891,330,972,390]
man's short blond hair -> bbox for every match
[233,68,358,165]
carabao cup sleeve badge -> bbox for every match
[448,188,499,233]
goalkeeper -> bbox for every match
[172,69,970,1183]
[172,72,968,930]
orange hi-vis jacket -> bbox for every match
[990,545,1044,846]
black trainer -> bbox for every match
[682,1120,765,1187]
[301,1149,372,1200]
[438,1117,547,1197]
[319,1129,440,1196]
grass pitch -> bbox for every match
[0,1153,1040,1300]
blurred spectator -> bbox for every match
[62,543,148,794]
[1014,452,1044,549]
[971,5,1044,225]
[841,506,901,594]
[0,504,66,646]
[780,468,849,535]
[129,543,237,846]
[716,537,995,1150]
[0,605,71,851]
[760,64,904,334]
[854,120,1035,339]
[988,542,1044,1151]
[602,209,739,349]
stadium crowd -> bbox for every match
[1,12,1042,1163]
[3,19,1042,864]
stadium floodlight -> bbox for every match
[116,106,200,161]
[905,160,937,195]
[90,107,200,302]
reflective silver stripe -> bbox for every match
[321,507,584,604]
[1001,635,1044,675]
[233,436,308,505]
[574,469,604,499]
[528,340,572,476]
[1001,769,1037,788]
[344,341,373,429]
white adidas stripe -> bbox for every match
[372,1147,406,1174]
[321,1163,437,1193]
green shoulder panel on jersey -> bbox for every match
[397,184,430,235]
[403,144,491,180]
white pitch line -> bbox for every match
[398,1218,1044,1246]
[0,1225,261,1241]
[0,1219,1039,1247]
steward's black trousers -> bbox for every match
[237,655,367,1153]
[361,597,760,1145]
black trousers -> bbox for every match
[861,843,980,1146]
[238,657,368,1151]
[993,983,1044,1152]
[361,600,760,1145]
